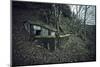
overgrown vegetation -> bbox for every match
[12,1,96,66]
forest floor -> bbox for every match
[12,34,96,66]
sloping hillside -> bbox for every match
[12,1,96,66]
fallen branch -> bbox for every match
[33,34,71,39]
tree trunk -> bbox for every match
[83,6,87,40]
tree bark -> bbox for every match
[83,6,87,40]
